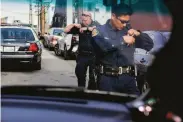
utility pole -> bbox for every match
[29,0,33,25]
[40,0,45,35]
[37,0,40,32]
[34,0,41,32]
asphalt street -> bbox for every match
[1,48,80,86]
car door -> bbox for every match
[59,33,67,51]
[53,29,65,44]
[56,32,64,50]
[63,34,73,51]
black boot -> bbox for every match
[87,80,97,90]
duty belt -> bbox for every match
[99,66,134,76]
[79,51,94,56]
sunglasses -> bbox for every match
[82,14,91,17]
[117,18,130,24]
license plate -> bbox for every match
[3,47,15,52]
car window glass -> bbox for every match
[53,29,64,35]
[1,28,35,42]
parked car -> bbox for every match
[1,25,42,70]
[54,33,79,60]
[134,31,171,93]
[42,27,64,50]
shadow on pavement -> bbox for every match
[1,63,38,72]
[45,47,76,60]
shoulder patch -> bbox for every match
[92,29,99,37]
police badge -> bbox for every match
[92,29,99,37]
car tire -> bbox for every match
[54,44,61,56]
[64,45,69,60]
[48,45,52,51]
[61,50,64,57]
[43,40,48,48]
[32,61,41,70]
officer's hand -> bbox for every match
[123,35,135,44]
[80,27,87,33]
[74,24,81,28]
[88,26,96,31]
[128,29,140,37]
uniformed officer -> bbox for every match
[64,11,99,89]
[91,4,153,95]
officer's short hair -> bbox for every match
[112,3,133,17]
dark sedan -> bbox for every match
[1,26,42,70]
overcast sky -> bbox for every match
[1,1,36,24]
[0,0,55,24]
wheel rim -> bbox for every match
[54,45,59,55]
[43,41,47,47]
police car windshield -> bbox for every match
[53,29,64,36]
[1,28,35,42]
[1,0,172,96]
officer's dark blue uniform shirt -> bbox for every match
[67,21,100,53]
[92,19,153,67]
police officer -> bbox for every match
[64,11,99,89]
[91,4,153,95]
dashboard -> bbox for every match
[2,95,133,122]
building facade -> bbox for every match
[48,0,172,30]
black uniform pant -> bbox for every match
[98,74,140,95]
[75,54,96,89]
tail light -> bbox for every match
[29,43,38,52]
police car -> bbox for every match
[42,27,65,50]
[134,31,171,92]
[1,24,42,70]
